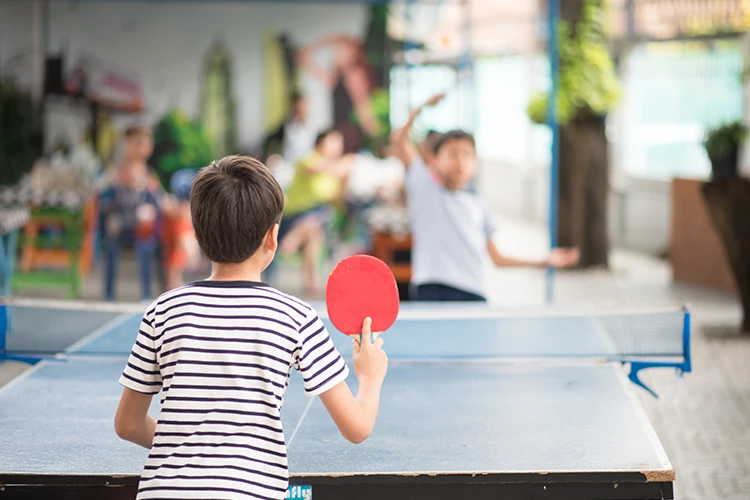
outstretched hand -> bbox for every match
[547,247,580,268]
[423,93,446,107]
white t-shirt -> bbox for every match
[405,158,497,298]
[282,119,314,167]
[120,281,349,500]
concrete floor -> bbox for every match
[1,214,746,499]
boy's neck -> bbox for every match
[125,158,147,167]
[209,260,265,283]
[441,178,464,191]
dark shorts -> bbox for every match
[413,283,487,302]
[278,205,332,244]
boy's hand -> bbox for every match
[352,317,388,385]
[547,247,580,268]
[424,93,446,107]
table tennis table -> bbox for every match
[0,300,690,500]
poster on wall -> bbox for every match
[262,5,395,157]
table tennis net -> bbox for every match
[574,309,687,359]
[1,299,688,361]
[347,308,689,361]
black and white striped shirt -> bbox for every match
[119,281,349,500]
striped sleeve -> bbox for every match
[294,311,349,396]
[119,306,163,395]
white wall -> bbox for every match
[0,0,38,90]
[479,161,672,255]
[45,0,367,148]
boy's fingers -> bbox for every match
[360,317,372,348]
[374,337,384,349]
[361,317,372,335]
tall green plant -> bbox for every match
[0,79,43,186]
[527,0,620,125]
[704,121,747,160]
[150,110,214,190]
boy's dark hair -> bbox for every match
[315,128,340,148]
[433,130,475,154]
[124,125,151,138]
[291,91,304,103]
[190,155,284,263]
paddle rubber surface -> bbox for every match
[325,255,399,335]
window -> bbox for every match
[621,41,743,180]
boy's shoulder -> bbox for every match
[148,282,318,325]
[263,287,317,319]
[264,289,327,331]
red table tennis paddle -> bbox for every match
[326,255,400,336]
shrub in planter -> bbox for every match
[703,121,747,181]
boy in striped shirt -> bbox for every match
[114,156,388,499]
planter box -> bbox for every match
[670,178,735,293]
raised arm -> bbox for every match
[319,318,388,444]
[390,93,445,168]
[296,36,360,88]
[296,45,336,87]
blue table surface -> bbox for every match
[0,305,675,479]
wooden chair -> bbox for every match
[370,231,412,300]
[14,196,98,298]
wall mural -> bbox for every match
[263,5,395,157]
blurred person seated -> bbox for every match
[262,92,315,168]
[268,128,354,294]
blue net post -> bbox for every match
[682,305,692,374]
[0,302,6,360]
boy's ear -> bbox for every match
[266,223,280,252]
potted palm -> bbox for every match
[701,120,750,334]
[703,121,747,181]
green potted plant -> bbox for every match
[525,0,621,127]
[0,78,43,187]
[703,121,747,181]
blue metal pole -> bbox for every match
[460,0,474,132]
[546,0,560,304]
[404,0,417,112]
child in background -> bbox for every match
[115,155,388,500]
[100,126,161,301]
[271,129,355,294]
[161,168,201,290]
[391,94,580,302]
